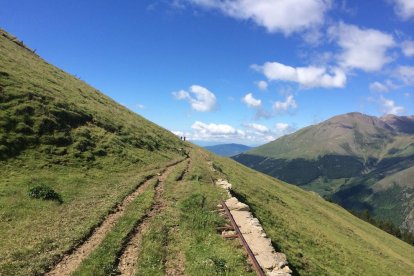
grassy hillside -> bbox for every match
[211,154,414,275]
[0,29,413,275]
[234,112,414,234]
[0,29,185,163]
[0,29,187,274]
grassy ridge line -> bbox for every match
[0,28,185,162]
[0,27,187,275]
[210,153,414,275]
[73,177,159,275]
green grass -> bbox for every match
[0,28,188,275]
[1,28,413,276]
[73,178,158,276]
[135,217,169,276]
[0,155,168,275]
[212,153,414,275]
[136,148,254,276]
[235,112,414,234]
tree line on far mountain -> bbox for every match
[351,210,414,246]
[350,209,414,245]
[324,196,414,245]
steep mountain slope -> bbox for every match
[204,143,251,157]
[0,29,188,274]
[233,112,414,233]
[0,29,413,275]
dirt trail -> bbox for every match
[164,160,190,276]
[117,161,187,275]
[46,160,184,276]
[164,226,186,276]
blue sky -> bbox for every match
[1,0,413,146]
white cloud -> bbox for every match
[191,121,245,140]
[253,61,346,88]
[397,66,414,85]
[246,123,269,133]
[181,120,294,144]
[275,122,289,132]
[273,95,298,112]
[402,40,414,57]
[274,122,295,136]
[329,23,396,72]
[391,0,414,20]
[136,104,145,109]
[370,67,414,93]
[379,96,405,115]
[172,130,184,136]
[172,85,217,112]
[369,81,389,93]
[187,0,331,35]
[242,93,262,108]
[256,80,268,90]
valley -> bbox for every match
[234,112,414,235]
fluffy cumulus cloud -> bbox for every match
[187,0,331,35]
[275,122,289,132]
[174,120,296,144]
[253,62,346,88]
[256,80,268,90]
[329,23,396,72]
[391,0,414,20]
[191,121,245,140]
[242,93,262,108]
[273,95,298,113]
[379,96,405,115]
[246,123,269,133]
[402,40,414,57]
[172,85,216,112]
[274,122,295,136]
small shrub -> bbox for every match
[212,162,223,173]
[190,174,202,181]
[28,184,63,203]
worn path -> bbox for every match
[46,160,184,276]
[118,159,189,275]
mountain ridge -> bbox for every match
[204,143,252,157]
[233,112,414,234]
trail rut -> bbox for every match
[117,160,188,275]
[46,160,184,276]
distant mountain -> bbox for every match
[233,112,414,233]
[205,143,252,157]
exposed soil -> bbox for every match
[117,161,187,275]
[164,160,190,276]
[46,160,184,276]
[164,226,186,276]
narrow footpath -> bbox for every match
[46,160,183,276]
[117,160,189,275]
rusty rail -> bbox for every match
[220,200,265,276]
